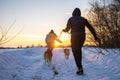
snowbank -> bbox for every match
[0,47,119,80]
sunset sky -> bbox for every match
[0,0,91,47]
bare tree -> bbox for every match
[86,0,120,48]
[0,20,24,47]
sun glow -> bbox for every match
[55,32,71,47]
[3,34,45,47]
[3,30,97,48]
[55,40,70,47]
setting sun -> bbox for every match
[0,0,90,47]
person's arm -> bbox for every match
[63,18,71,32]
[54,33,62,43]
[56,38,62,43]
[85,19,98,41]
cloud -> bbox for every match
[65,11,71,16]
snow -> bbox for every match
[0,47,120,80]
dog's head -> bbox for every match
[64,48,69,53]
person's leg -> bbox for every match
[49,48,53,64]
[72,49,83,69]
[71,35,85,74]
[75,49,84,75]
[49,48,53,57]
[47,43,53,57]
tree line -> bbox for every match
[86,0,120,48]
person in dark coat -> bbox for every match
[63,8,98,75]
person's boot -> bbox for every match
[76,68,84,75]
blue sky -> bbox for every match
[0,0,91,47]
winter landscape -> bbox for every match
[0,47,120,80]
[0,0,120,80]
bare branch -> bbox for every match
[0,25,24,45]
[0,20,24,46]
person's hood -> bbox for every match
[72,8,81,16]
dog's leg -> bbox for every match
[66,55,69,59]
[47,60,52,67]
[49,50,53,66]
[49,60,52,65]
[44,59,47,65]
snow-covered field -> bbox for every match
[0,47,120,80]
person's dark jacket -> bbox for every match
[63,8,98,40]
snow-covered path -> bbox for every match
[0,47,120,80]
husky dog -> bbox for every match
[64,48,70,59]
[44,49,52,65]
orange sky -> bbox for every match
[3,33,71,47]
[3,32,96,48]
[0,0,91,47]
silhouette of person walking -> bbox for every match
[63,8,98,75]
[45,29,62,56]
